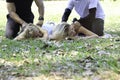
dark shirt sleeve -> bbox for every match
[61,8,71,22]
[6,0,14,2]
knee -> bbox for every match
[94,29,104,36]
[5,34,13,39]
[97,31,104,36]
[5,32,16,39]
[92,26,104,36]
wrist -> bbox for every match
[38,16,44,20]
[22,22,28,28]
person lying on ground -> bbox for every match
[14,23,48,41]
[14,21,98,41]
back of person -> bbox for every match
[42,22,56,36]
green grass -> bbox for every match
[0,0,120,80]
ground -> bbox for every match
[0,0,120,80]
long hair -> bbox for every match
[14,23,43,40]
[50,22,70,40]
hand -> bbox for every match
[22,22,28,28]
[72,18,78,23]
[36,20,44,27]
[21,22,28,32]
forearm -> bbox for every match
[35,0,44,18]
[35,0,44,26]
[9,12,25,25]
[7,3,25,25]
[38,3,44,18]
[79,26,98,37]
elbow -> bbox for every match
[91,34,99,38]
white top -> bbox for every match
[67,0,105,20]
[42,22,56,36]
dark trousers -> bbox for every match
[78,18,104,36]
[5,15,33,39]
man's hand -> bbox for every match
[36,20,44,27]
[22,22,28,27]
[21,22,28,32]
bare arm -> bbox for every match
[72,21,98,38]
[34,0,44,26]
[34,0,44,18]
[7,2,26,26]
[78,26,99,38]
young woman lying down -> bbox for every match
[14,21,98,41]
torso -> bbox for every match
[67,0,105,19]
[7,0,34,19]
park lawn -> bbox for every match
[0,0,120,80]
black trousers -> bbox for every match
[5,15,33,39]
[78,18,104,36]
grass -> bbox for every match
[0,0,120,80]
